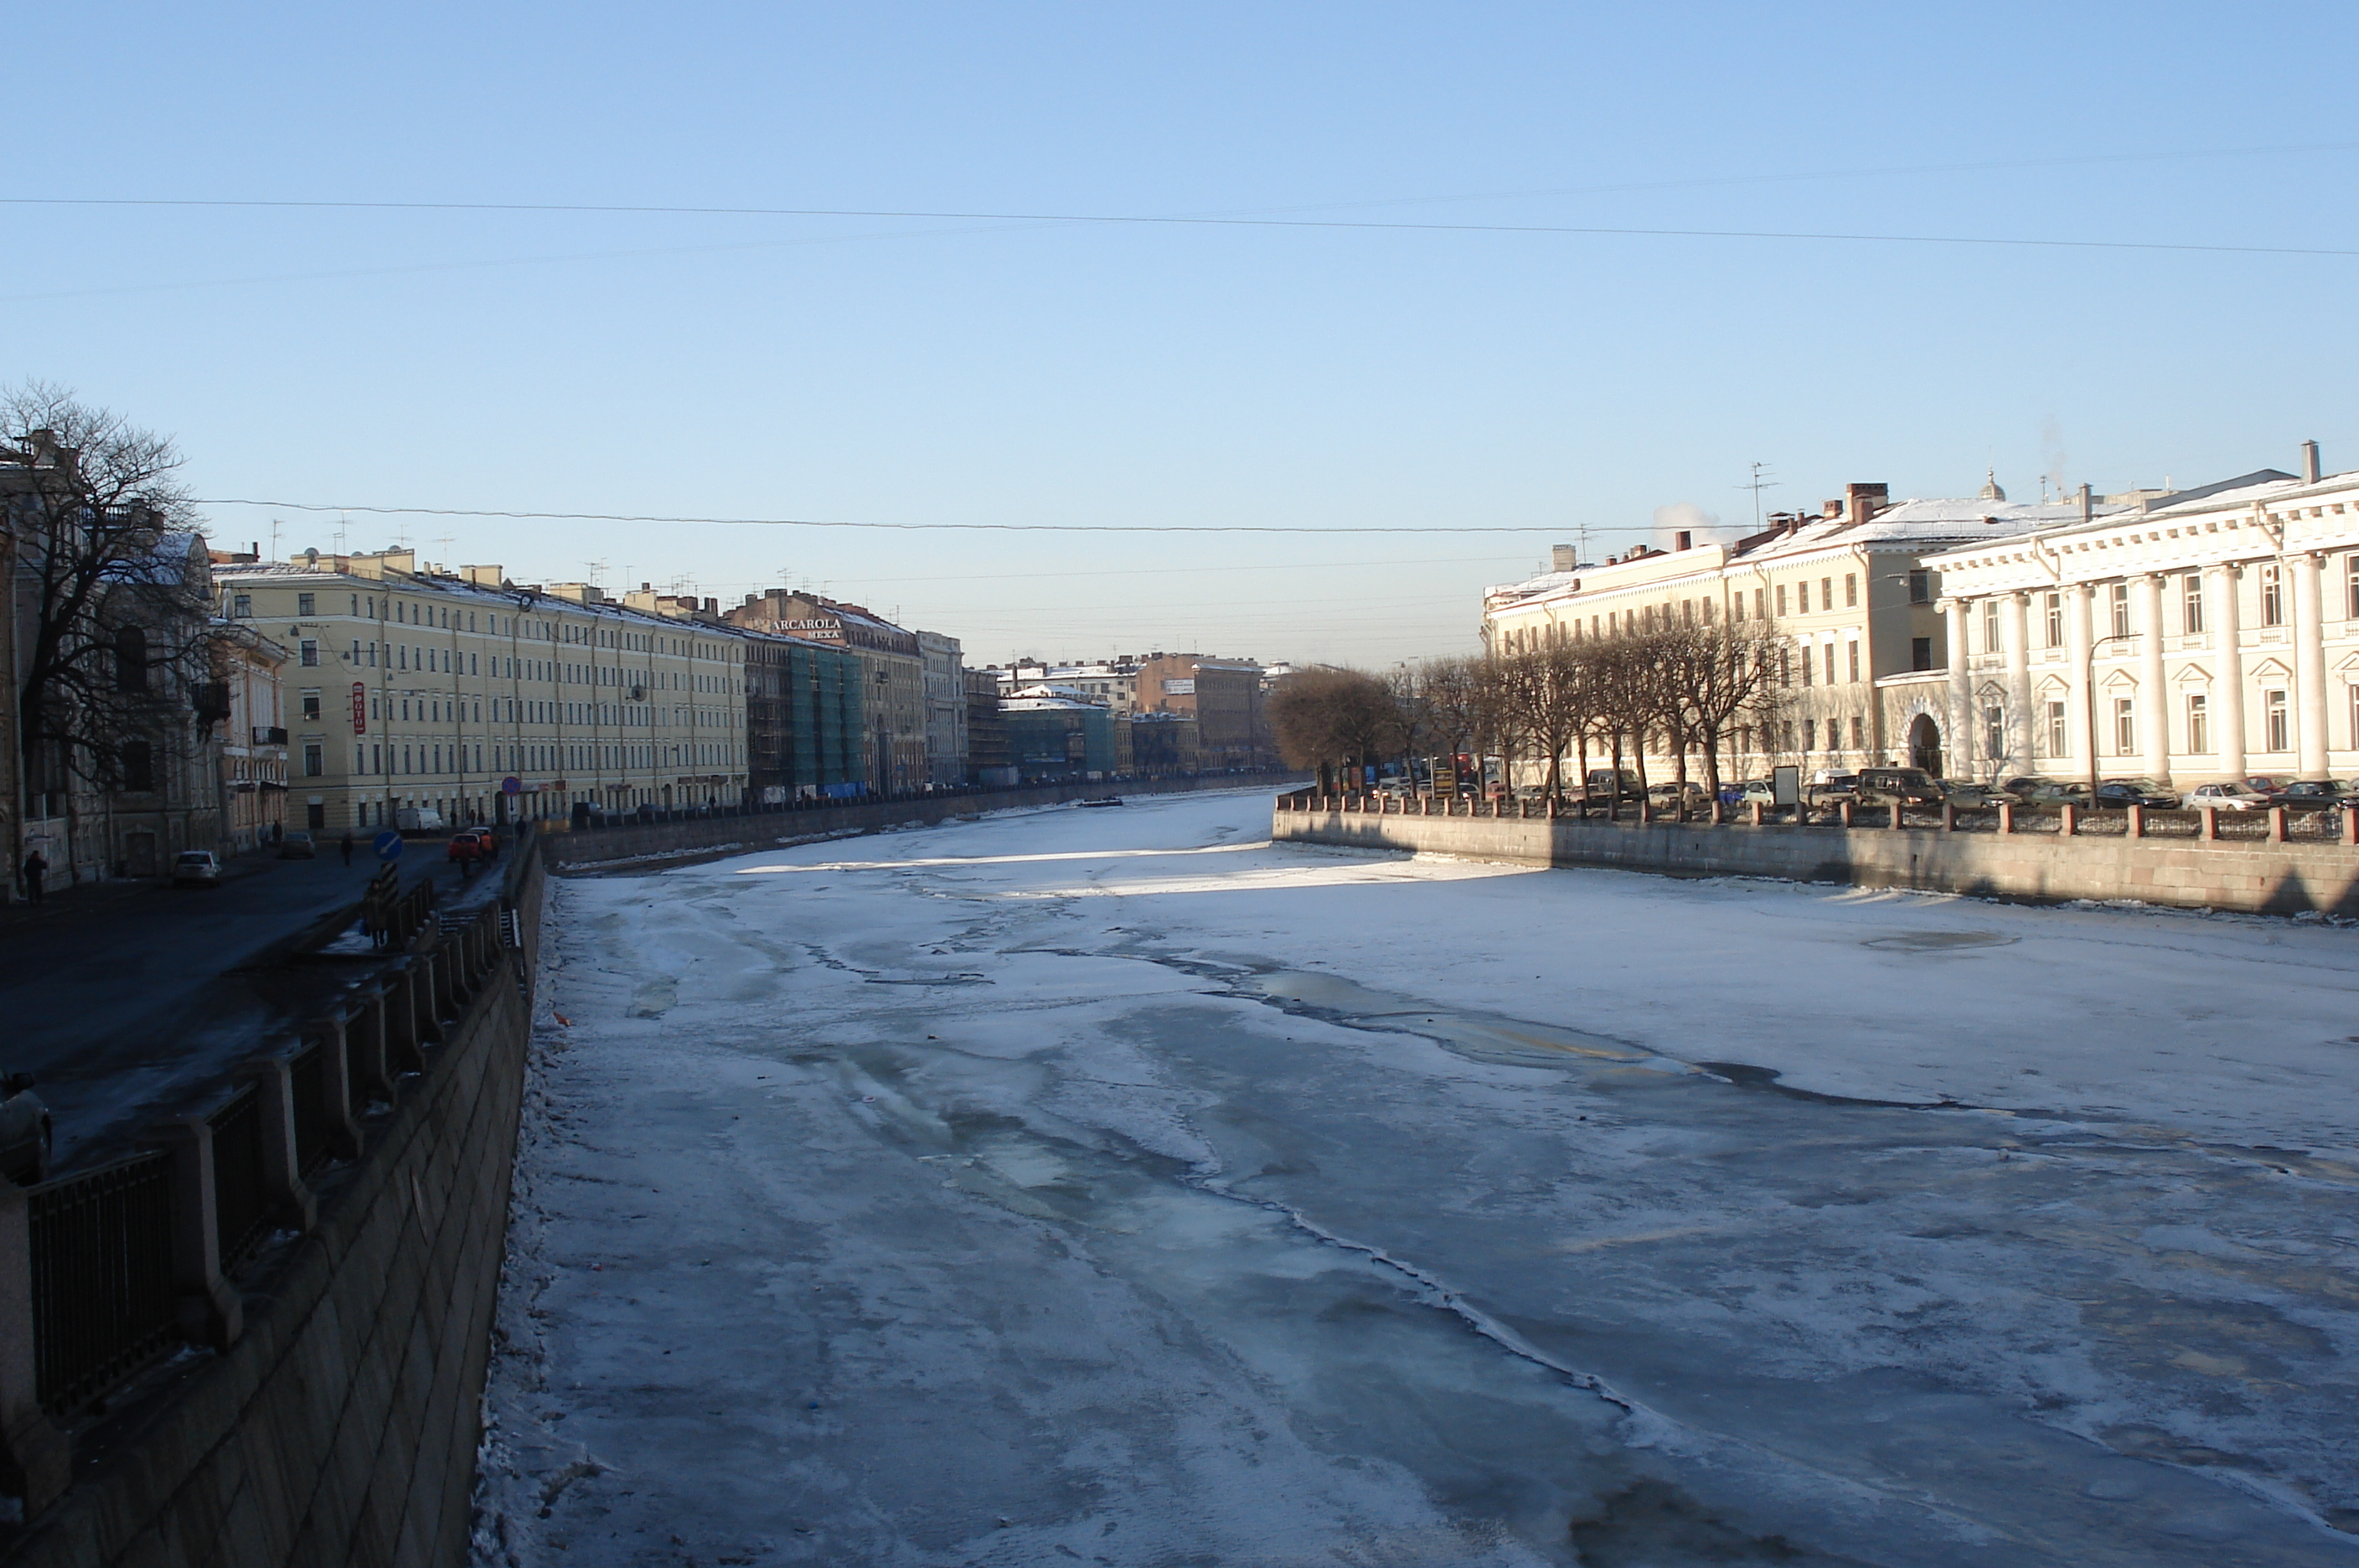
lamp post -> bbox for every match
[2083,630,2132,797]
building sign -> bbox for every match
[1161,678,1195,695]
[350,682,368,735]
[774,617,844,639]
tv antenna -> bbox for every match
[1737,462,1780,530]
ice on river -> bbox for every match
[472,789,2359,1566]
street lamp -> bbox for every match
[2083,631,2132,797]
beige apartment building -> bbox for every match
[1481,482,2101,779]
[215,549,748,833]
[1928,451,2357,787]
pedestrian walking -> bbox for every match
[21,849,48,905]
[339,830,355,866]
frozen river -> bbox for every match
[472,789,2359,1566]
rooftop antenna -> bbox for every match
[333,511,350,554]
[1737,462,1780,530]
[585,559,608,587]
[434,534,457,574]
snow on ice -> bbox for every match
[472,789,2359,1566]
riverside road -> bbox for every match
[472,789,2358,1568]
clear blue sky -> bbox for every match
[8,3,2355,666]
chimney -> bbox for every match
[2078,482,2093,527]
[1844,482,1888,523]
[2302,440,2322,484]
[704,597,718,614]
[1821,499,1842,519]
[1675,530,1692,551]
[1551,544,1577,571]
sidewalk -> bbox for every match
[0,843,297,938]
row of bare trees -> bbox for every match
[1269,619,1794,806]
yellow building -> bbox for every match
[216,549,748,833]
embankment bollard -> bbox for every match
[1749,802,1763,827]
[2059,804,2078,837]
[2344,807,2358,847]
[140,1117,243,1351]
[2201,807,2219,841]
[1837,801,1854,828]
[1888,801,1903,830]
[1941,803,1956,831]
[2269,806,2289,843]
[2126,803,2145,838]
[235,1055,317,1233]
[1997,802,2016,834]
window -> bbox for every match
[2261,564,2285,626]
[121,740,154,792]
[232,594,252,617]
[1822,577,1834,612]
[303,743,324,777]
[2266,689,2289,751]
[2046,701,2067,758]
[1797,581,1810,614]
[1983,705,2005,761]
[1907,570,1932,605]
[1701,599,1714,624]
[1803,719,1816,751]
[1823,643,1836,684]
[1776,584,1789,616]
[2045,592,2063,647]
[297,592,316,616]
[2188,693,2210,754]
[1910,636,1933,672]
[1755,588,1767,620]
[2185,574,2205,634]
[2110,582,2131,639]
[1983,601,2001,653]
[1731,596,1744,624]
[1850,715,1866,749]
[1845,573,1858,608]
[1799,642,1814,686]
[301,692,321,720]
[115,626,150,693]
[2114,697,2135,756]
[299,639,319,667]
[1846,642,1861,683]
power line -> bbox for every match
[17,198,2356,260]
[196,498,1746,534]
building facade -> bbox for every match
[1928,455,2358,787]
[215,620,290,848]
[741,627,865,802]
[916,630,968,787]
[964,669,1012,785]
[1000,694,1115,781]
[217,549,750,833]
[1133,654,1267,767]
[728,591,925,793]
[1480,483,2102,779]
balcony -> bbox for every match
[251,725,288,746]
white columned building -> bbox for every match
[1927,458,2357,787]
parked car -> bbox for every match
[394,806,447,833]
[1727,780,1779,807]
[2017,781,2095,807]
[1999,776,2047,799]
[1938,781,2016,807]
[2185,781,2272,811]
[1852,767,1945,807]
[1804,770,1861,805]
[1645,781,1710,810]
[276,829,317,859]
[2277,780,2355,812]
[2,1074,51,1185]
[2238,776,2292,803]
[1582,769,1644,797]
[171,849,223,887]
[2093,780,2180,809]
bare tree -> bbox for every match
[1659,618,1786,815]
[3,384,216,875]
[1267,666,1400,792]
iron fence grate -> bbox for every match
[27,1152,179,1416]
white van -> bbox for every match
[394,807,447,833]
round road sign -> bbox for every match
[501,776,523,796]
[372,829,405,863]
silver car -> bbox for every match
[3,1074,52,1184]
[2186,782,2271,812]
[171,849,223,886]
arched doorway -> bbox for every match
[1907,713,1943,777]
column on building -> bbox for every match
[2293,551,2331,780]
[2001,592,2033,772]
[2063,583,2092,777]
[2135,574,2170,781]
[1944,600,1973,770]
[2210,563,2247,779]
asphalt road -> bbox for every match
[0,840,453,1174]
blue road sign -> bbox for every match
[372,829,405,863]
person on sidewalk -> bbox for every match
[339,830,355,866]
[20,850,48,905]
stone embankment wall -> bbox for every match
[545,774,1304,873]
[2,854,548,1568]
[1273,802,2359,916]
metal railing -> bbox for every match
[209,1086,271,1271]
[28,1153,178,1416]
[3,833,543,1450]
[1278,789,2359,849]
